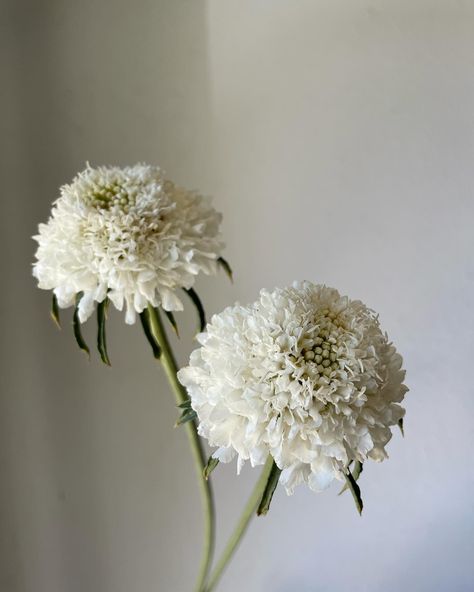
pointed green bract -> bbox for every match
[257,459,281,516]
[176,398,197,425]
[203,457,219,480]
[183,287,206,332]
[343,468,364,515]
[164,310,179,337]
[140,309,162,359]
[177,398,193,409]
[217,256,233,282]
[51,294,61,328]
[338,460,363,496]
[72,293,90,357]
[351,460,363,482]
[398,417,404,437]
[97,298,111,366]
[176,408,197,426]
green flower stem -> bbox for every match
[147,305,215,592]
[204,456,275,592]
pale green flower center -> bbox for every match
[300,309,346,380]
[88,182,137,212]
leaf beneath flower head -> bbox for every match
[217,256,233,283]
[203,456,219,480]
[139,309,161,359]
[177,398,194,410]
[72,292,90,358]
[343,468,364,515]
[398,417,404,437]
[257,460,282,516]
[176,407,197,426]
[177,399,191,409]
[164,310,180,337]
[183,288,206,332]
[175,398,198,426]
[51,294,61,329]
[338,461,363,496]
[97,298,111,366]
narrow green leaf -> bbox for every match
[257,460,282,516]
[203,457,219,480]
[176,396,196,426]
[164,310,180,337]
[176,408,197,426]
[343,468,364,515]
[51,294,61,329]
[338,461,363,496]
[217,256,233,282]
[72,293,90,358]
[97,298,111,366]
[353,461,363,481]
[183,287,206,332]
[139,309,161,359]
[398,417,404,437]
[177,398,193,410]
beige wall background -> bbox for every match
[1,1,473,591]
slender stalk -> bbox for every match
[147,305,215,592]
[204,456,275,592]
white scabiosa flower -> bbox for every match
[33,164,224,324]
[178,281,407,495]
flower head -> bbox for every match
[33,164,224,323]
[178,281,407,494]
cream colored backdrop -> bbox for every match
[1,1,473,591]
